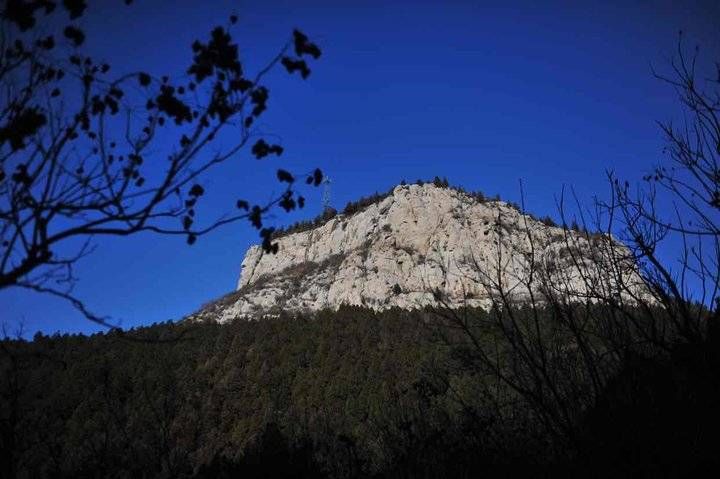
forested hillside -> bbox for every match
[3,306,719,478]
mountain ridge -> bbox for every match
[192,182,646,322]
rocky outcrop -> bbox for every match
[192,184,647,322]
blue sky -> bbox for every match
[2,0,719,336]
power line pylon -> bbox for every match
[321,176,332,211]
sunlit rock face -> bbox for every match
[192,183,647,322]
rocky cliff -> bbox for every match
[193,183,647,322]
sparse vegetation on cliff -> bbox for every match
[272,177,576,240]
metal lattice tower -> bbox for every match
[321,176,332,211]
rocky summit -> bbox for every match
[193,183,645,322]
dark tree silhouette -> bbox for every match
[0,1,323,325]
[606,32,720,342]
[426,34,720,471]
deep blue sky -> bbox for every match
[2,0,719,336]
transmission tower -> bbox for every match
[321,176,332,211]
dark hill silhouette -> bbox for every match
[2,306,720,477]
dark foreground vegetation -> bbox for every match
[2,305,719,478]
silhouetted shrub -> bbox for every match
[432,176,450,188]
[342,190,392,216]
[273,207,337,238]
[539,215,557,227]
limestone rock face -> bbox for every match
[193,184,646,322]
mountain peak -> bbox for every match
[192,181,643,322]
